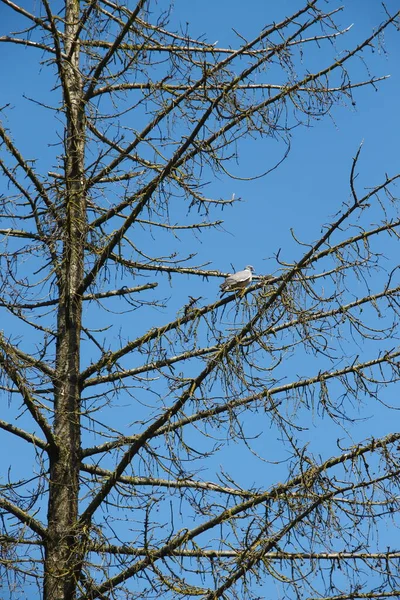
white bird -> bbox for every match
[219,265,255,296]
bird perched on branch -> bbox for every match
[219,265,255,296]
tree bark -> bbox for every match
[44,1,86,597]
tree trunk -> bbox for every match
[44,1,86,597]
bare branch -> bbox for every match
[0,497,47,540]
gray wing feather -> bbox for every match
[220,268,252,292]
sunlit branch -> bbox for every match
[0,283,158,310]
[97,0,334,56]
[0,497,47,539]
[100,252,224,277]
[91,75,388,98]
[80,462,252,496]
[135,218,224,230]
[47,167,145,183]
[0,535,41,547]
[0,419,48,450]
[83,345,217,389]
[81,544,400,561]
[0,36,55,53]
[308,590,400,600]
[5,534,399,565]
[0,228,43,241]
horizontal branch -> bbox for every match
[0,228,43,241]
[82,345,217,390]
[0,534,41,546]
[0,36,56,54]
[101,253,248,278]
[0,283,157,311]
[82,20,351,61]
[135,218,224,231]
[309,590,400,600]
[81,543,400,561]
[91,75,388,98]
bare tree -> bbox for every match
[1,1,400,599]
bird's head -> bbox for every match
[244,265,255,273]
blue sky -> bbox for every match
[1,1,400,598]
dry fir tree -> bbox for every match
[1,1,400,599]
